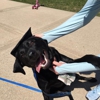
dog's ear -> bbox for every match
[42,39,48,46]
[13,59,26,75]
[43,39,48,44]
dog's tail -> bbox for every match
[76,74,97,82]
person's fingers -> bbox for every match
[53,61,65,66]
[35,34,43,37]
[53,66,58,74]
[53,61,61,66]
[49,66,58,74]
[50,60,65,75]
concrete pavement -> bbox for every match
[0,0,100,100]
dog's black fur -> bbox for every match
[11,28,100,100]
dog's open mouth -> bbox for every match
[35,51,50,73]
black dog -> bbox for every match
[11,28,100,100]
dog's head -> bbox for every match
[11,28,52,75]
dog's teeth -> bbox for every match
[41,54,48,68]
[44,55,47,63]
[41,63,46,67]
[41,64,45,67]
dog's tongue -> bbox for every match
[36,57,45,73]
[36,63,42,73]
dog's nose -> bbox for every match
[29,51,35,57]
[29,52,32,56]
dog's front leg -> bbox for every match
[42,93,53,100]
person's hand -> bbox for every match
[49,61,65,74]
[35,33,43,38]
[53,61,65,67]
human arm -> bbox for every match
[51,54,100,74]
[41,0,100,43]
[53,61,99,74]
[35,0,100,74]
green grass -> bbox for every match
[13,0,100,16]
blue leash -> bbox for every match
[0,77,42,93]
[0,77,71,97]
[43,91,71,98]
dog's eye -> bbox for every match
[28,41,34,46]
[20,50,25,56]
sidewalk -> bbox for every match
[0,0,100,100]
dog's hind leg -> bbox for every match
[42,93,53,100]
